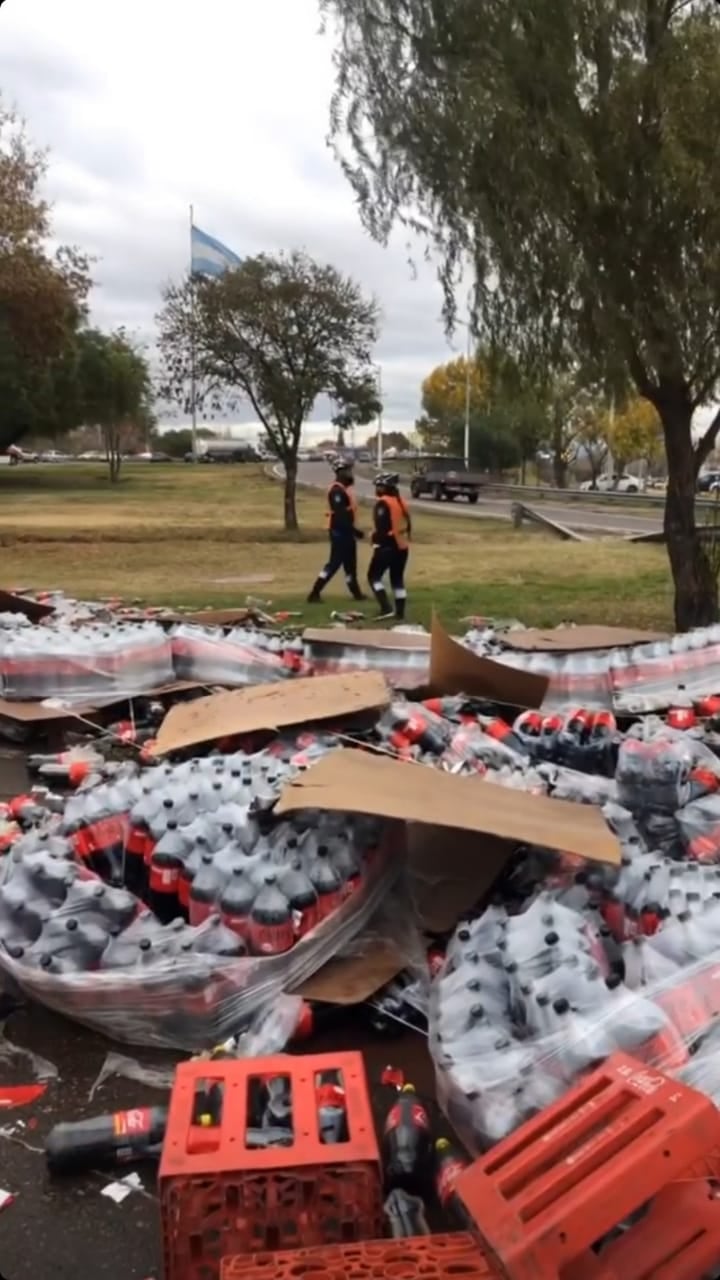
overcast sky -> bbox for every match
[0,0,459,432]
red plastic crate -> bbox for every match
[220,1233,497,1279]
[563,1179,720,1280]
[159,1052,384,1280]
[454,1052,720,1280]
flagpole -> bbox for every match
[189,204,198,459]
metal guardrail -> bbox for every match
[350,462,681,507]
[407,480,717,511]
[470,482,675,507]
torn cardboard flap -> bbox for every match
[430,614,548,708]
[153,672,390,755]
[0,589,54,622]
[276,748,621,866]
[501,624,669,653]
[305,617,548,709]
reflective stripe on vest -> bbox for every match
[381,495,410,550]
[325,482,358,529]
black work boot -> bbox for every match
[307,578,325,603]
[372,587,393,619]
[394,595,407,621]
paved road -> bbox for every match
[295,462,663,537]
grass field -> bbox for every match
[0,462,674,630]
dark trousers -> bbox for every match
[318,533,358,587]
[368,545,408,595]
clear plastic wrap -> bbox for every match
[0,622,174,703]
[462,631,615,711]
[170,624,309,685]
[88,1052,177,1101]
[615,725,720,815]
[513,710,618,777]
[610,625,720,714]
[428,880,720,1153]
[304,634,430,689]
[463,622,720,715]
[0,738,406,1049]
[0,835,400,1050]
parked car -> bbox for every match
[5,444,39,464]
[579,473,644,494]
[698,471,720,493]
[410,456,483,503]
[38,449,70,463]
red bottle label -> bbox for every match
[126,826,147,857]
[149,863,179,894]
[436,1156,467,1205]
[89,815,128,854]
[384,1100,429,1134]
[189,898,215,927]
[248,918,295,956]
[222,911,250,940]
[113,1107,152,1138]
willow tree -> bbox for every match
[322,0,720,629]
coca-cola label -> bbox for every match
[113,1107,152,1138]
[88,815,128,854]
[149,864,179,893]
[384,1100,429,1134]
[436,1156,466,1205]
[222,912,250,939]
[248,919,295,956]
[126,827,147,857]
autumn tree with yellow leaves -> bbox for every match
[607,398,664,474]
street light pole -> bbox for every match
[463,323,471,469]
[375,364,383,470]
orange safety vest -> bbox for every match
[380,494,410,550]
[325,481,358,529]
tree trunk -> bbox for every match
[520,456,527,484]
[552,451,567,488]
[661,397,717,631]
[283,456,299,532]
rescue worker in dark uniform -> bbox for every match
[368,472,411,619]
[307,457,367,603]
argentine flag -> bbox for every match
[191,224,241,278]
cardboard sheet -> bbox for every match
[502,624,669,652]
[294,941,407,1004]
[406,825,518,933]
[0,682,203,725]
[0,590,54,622]
[152,672,390,754]
[276,748,621,866]
[430,614,548,708]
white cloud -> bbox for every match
[0,0,455,422]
